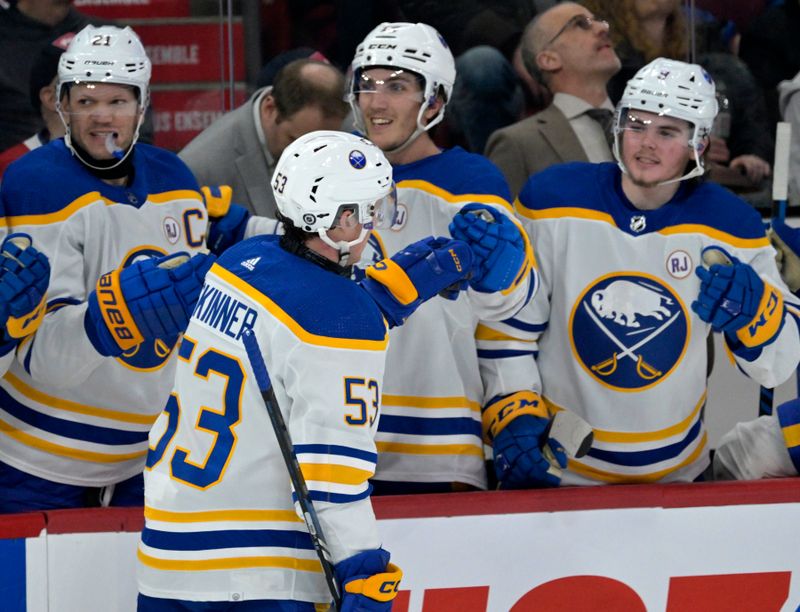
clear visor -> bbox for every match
[618,109,693,147]
[351,69,424,103]
[335,185,398,231]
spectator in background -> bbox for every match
[739,0,800,127]
[583,0,774,205]
[485,2,621,197]
[179,58,348,218]
[0,0,103,152]
[0,32,72,179]
[397,0,557,153]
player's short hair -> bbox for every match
[271,59,348,122]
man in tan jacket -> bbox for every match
[485,2,621,197]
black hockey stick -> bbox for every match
[241,328,342,611]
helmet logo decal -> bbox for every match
[630,215,647,233]
[570,273,688,390]
[658,69,670,79]
[349,149,367,169]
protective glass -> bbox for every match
[336,185,398,231]
[618,110,692,147]
[351,69,424,103]
[547,14,609,46]
[368,185,398,229]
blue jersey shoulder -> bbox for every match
[1,140,199,218]
[679,180,765,239]
[517,162,765,239]
[394,146,511,201]
[517,162,610,212]
[133,143,199,194]
[218,236,386,342]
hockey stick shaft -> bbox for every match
[760,122,793,416]
[241,329,342,611]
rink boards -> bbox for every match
[1,479,799,611]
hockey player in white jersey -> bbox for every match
[507,57,800,487]
[0,234,50,376]
[0,25,215,512]
[137,130,474,610]
[347,22,538,493]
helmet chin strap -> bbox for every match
[614,130,707,187]
[352,98,445,157]
[57,106,145,172]
[318,227,371,267]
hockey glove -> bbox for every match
[202,185,250,255]
[0,233,50,343]
[692,246,784,350]
[334,548,403,612]
[85,251,215,356]
[449,203,528,293]
[483,391,565,488]
[359,236,474,328]
[769,219,800,294]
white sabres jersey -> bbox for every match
[515,162,800,485]
[138,236,387,603]
[0,140,208,486]
[357,147,536,490]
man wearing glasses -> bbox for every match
[486,2,621,197]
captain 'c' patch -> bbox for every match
[570,273,689,391]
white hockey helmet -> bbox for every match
[348,22,456,148]
[613,57,718,184]
[56,25,151,169]
[57,25,151,107]
[273,130,396,263]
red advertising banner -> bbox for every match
[134,21,245,84]
[150,88,249,151]
[73,0,190,19]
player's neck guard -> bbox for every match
[279,232,352,277]
[70,140,135,182]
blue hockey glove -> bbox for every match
[769,219,800,294]
[202,185,250,255]
[85,251,215,356]
[483,391,564,489]
[692,246,784,349]
[449,203,528,293]
[334,548,403,612]
[359,236,474,328]
[0,233,50,342]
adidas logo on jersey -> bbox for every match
[241,257,261,271]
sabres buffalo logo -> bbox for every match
[570,273,688,391]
